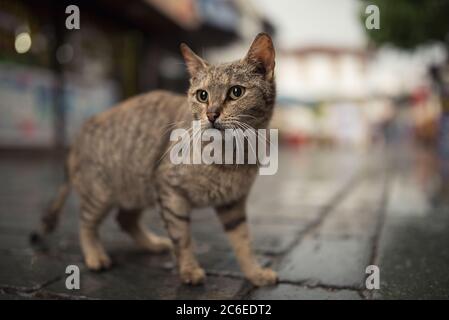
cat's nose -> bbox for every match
[206,111,220,123]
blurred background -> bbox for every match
[0,0,447,153]
[1,0,449,299]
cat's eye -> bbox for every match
[196,90,208,103]
[228,86,245,100]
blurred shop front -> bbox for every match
[0,0,269,150]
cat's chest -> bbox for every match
[165,164,257,207]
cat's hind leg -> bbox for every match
[116,208,172,253]
[79,192,112,271]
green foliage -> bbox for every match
[361,0,449,49]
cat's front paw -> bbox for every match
[247,268,278,287]
[180,266,206,285]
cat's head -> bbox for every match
[180,33,276,130]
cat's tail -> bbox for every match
[30,164,72,246]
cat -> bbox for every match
[37,33,278,287]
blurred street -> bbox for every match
[1,144,448,300]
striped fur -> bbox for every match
[40,33,278,286]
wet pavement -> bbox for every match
[0,145,448,299]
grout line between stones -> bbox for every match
[362,166,391,300]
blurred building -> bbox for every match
[249,0,446,148]
[1,0,446,151]
[0,0,272,149]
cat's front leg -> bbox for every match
[157,190,205,285]
[216,198,278,287]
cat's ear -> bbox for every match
[180,43,208,77]
[244,33,275,81]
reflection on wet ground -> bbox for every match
[0,145,448,299]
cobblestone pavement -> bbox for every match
[1,145,448,299]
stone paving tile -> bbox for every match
[250,283,361,300]
[259,173,383,293]
[250,178,355,213]
[247,176,356,237]
[277,235,372,288]
[0,252,65,289]
[317,209,378,239]
[332,180,385,212]
[375,173,449,299]
[0,229,36,254]
[248,201,324,226]
[274,176,386,290]
[252,224,305,255]
[0,292,33,300]
[45,266,245,300]
[0,194,79,232]
[317,180,385,238]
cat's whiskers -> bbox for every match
[174,120,210,153]
[158,117,269,166]
[157,125,195,164]
[236,120,275,149]
[161,119,189,136]
[220,118,254,164]
[233,125,240,169]
[228,119,274,166]
[238,114,258,121]
[233,122,258,167]
[239,123,257,160]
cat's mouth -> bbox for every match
[205,120,226,131]
[211,122,225,130]
[205,118,253,132]
[209,120,254,132]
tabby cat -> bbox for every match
[38,33,277,286]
